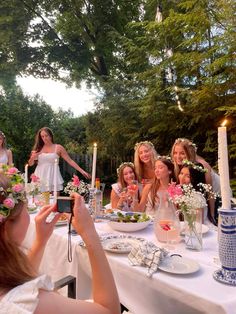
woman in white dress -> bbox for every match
[0,131,13,166]
[110,162,151,211]
[171,138,221,222]
[146,156,176,216]
[28,127,90,193]
[0,168,120,314]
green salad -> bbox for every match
[115,212,150,223]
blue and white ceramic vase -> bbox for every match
[213,208,236,286]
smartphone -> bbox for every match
[57,196,73,213]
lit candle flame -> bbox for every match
[94,142,97,147]
[221,119,227,127]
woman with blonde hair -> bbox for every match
[0,166,120,314]
[134,141,159,185]
[0,131,13,166]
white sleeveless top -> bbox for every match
[0,150,8,165]
[0,275,53,314]
[34,145,64,192]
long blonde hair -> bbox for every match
[134,141,158,182]
[0,174,36,290]
[171,138,197,180]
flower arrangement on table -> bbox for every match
[167,182,217,249]
[27,174,41,197]
[0,165,26,222]
[64,175,89,202]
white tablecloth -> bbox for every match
[22,216,236,314]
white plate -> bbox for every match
[108,220,150,232]
[101,235,145,253]
[180,221,209,235]
[159,256,200,274]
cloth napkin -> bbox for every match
[128,241,168,277]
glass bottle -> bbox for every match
[154,193,181,244]
[94,178,103,219]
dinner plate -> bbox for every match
[159,255,200,274]
[101,235,145,253]
[180,221,209,235]
[107,220,150,232]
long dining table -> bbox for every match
[22,212,236,314]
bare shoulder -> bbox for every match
[35,289,104,314]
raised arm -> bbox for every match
[35,194,120,314]
[28,204,60,271]
[58,145,91,179]
[133,183,152,212]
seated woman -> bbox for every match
[0,166,120,314]
[110,162,151,212]
[171,137,220,222]
[178,161,215,225]
[134,141,159,185]
[146,156,176,216]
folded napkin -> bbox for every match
[128,241,168,277]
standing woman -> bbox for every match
[146,156,176,216]
[28,127,90,193]
[0,131,13,166]
[134,141,159,185]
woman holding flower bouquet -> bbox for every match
[28,127,91,193]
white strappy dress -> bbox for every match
[34,145,64,192]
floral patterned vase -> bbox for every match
[184,208,202,251]
[213,208,236,286]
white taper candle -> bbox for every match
[53,158,58,202]
[91,143,97,188]
[218,120,231,209]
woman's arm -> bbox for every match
[28,204,60,271]
[7,149,13,165]
[57,145,91,179]
[111,187,127,209]
[28,150,40,166]
[133,183,152,212]
[35,194,120,314]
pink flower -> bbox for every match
[167,183,183,199]
[30,174,40,183]
[7,167,18,175]
[12,183,24,193]
[72,175,80,187]
[3,198,15,209]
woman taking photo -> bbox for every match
[0,131,13,166]
[28,127,90,193]
[0,166,120,314]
